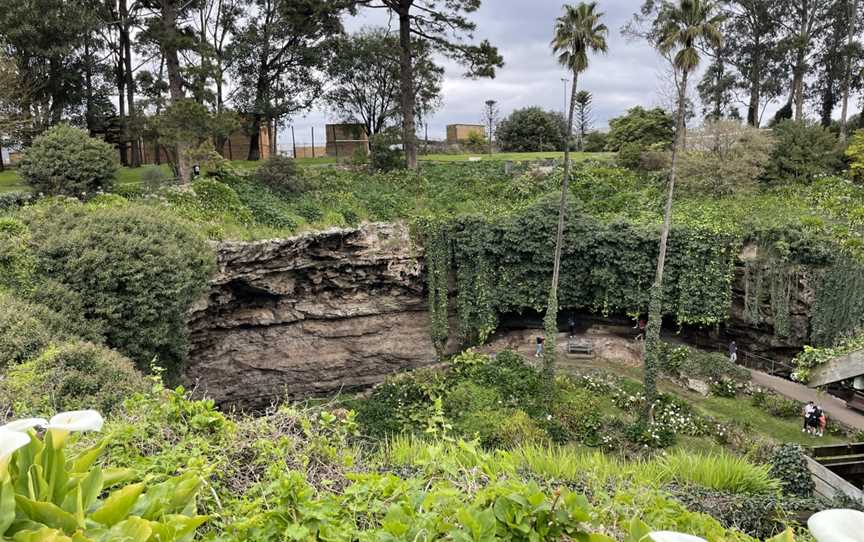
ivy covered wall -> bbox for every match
[421,197,864,352]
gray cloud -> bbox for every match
[289,0,668,147]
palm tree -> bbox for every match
[543,3,608,379]
[643,0,723,409]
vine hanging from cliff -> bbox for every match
[812,257,864,346]
[420,198,744,349]
[424,220,451,355]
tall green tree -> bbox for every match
[643,0,723,409]
[354,1,503,170]
[840,0,862,141]
[0,0,96,143]
[139,0,201,182]
[545,2,608,379]
[324,28,443,137]
[722,0,785,127]
[229,0,343,161]
[811,1,851,128]
[574,90,593,150]
[778,0,832,121]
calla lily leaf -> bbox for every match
[1,419,47,433]
[649,532,708,542]
[808,509,864,542]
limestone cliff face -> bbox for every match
[186,228,818,408]
[186,223,434,410]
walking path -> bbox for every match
[750,369,864,432]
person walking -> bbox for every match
[729,341,738,363]
[535,335,545,358]
[818,409,827,438]
[568,314,576,337]
[803,401,815,433]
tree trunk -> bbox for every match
[117,48,129,167]
[643,69,689,411]
[841,0,860,141]
[792,18,808,121]
[121,0,140,167]
[542,71,580,380]
[747,37,762,126]
[0,139,5,172]
[247,114,261,161]
[162,0,191,183]
[397,6,417,170]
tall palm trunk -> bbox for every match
[643,69,689,411]
[543,71,580,379]
[841,0,860,142]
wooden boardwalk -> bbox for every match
[750,369,864,431]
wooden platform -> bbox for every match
[809,349,864,388]
[809,444,864,502]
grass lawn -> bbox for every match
[419,151,612,162]
[564,357,850,447]
[0,152,611,194]
[0,169,22,193]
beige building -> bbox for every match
[325,124,369,158]
[446,124,486,144]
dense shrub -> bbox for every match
[230,178,301,230]
[618,142,644,170]
[678,122,773,196]
[769,444,815,498]
[369,131,406,172]
[765,120,841,184]
[255,154,308,194]
[606,106,674,152]
[658,343,750,384]
[0,191,34,212]
[140,164,170,192]
[20,200,215,373]
[295,200,325,223]
[0,217,35,292]
[582,131,608,152]
[0,293,58,366]
[0,340,145,415]
[192,178,253,222]
[18,124,118,196]
[549,383,603,445]
[751,389,801,418]
[496,107,568,152]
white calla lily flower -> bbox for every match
[1,418,47,433]
[46,410,104,448]
[808,509,864,542]
[0,428,31,480]
[649,532,708,542]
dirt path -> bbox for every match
[751,370,864,432]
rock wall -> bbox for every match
[186,223,435,410]
[187,227,818,408]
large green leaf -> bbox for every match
[11,526,74,542]
[98,516,152,542]
[0,479,16,535]
[90,483,144,527]
[71,443,105,474]
[14,495,80,533]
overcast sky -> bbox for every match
[287,0,671,148]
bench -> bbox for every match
[567,338,594,358]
